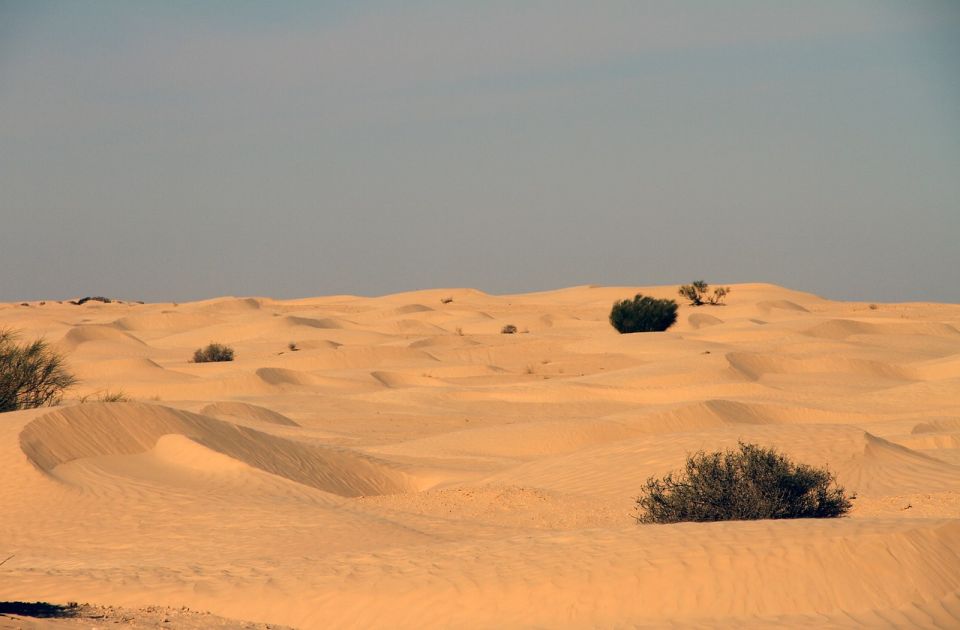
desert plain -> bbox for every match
[1,283,959,628]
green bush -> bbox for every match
[609,294,678,333]
[636,442,852,523]
[0,329,76,413]
[192,343,235,363]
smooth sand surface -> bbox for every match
[1,284,959,628]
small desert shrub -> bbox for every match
[71,296,112,305]
[868,303,878,310]
[609,294,678,333]
[80,389,129,403]
[636,442,852,524]
[98,390,129,402]
[0,329,77,413]
[501,324,518,334]
[192,343,234,363]
[288,342,299,352]
[440,296,454,304]
[679,281,730,306]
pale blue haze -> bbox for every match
[1,1,958,301]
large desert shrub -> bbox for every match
[609,294,678,333]
[192,343,234,363]
[0,329,76,413]
[636,442,852,524]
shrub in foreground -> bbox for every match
[501,324,518,334]
[0,329,76,413]
[636,442,852,524]
[192,343,235,363]
[609,294,678,333]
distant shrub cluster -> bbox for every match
[192,343,235,363]
[609,295,678,333]
[679,281,730,306]
[70,296,112,305]
[501,324,518,334]
[0,329,76,413]
[636,442,852,524]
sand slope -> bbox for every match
[1,284,959,628]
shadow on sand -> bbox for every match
[0,601,81,618]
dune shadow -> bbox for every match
[0,601,80,618]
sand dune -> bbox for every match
[2,283,959,628]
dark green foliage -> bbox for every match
[0,329,77,413]
[192,343,235,363]
[636,442,853,524]
[609,294,678,333]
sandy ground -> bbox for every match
[1,283,958,628]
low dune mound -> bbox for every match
[59,325,148,350]
[70,357,187,382]
[804,318,960,340]
[193,297,264,312]
[374,303,435,317]
[407,335,480,349]
[725,351,910,382]
[756,299,810,313]
[253,367,346,389]
[903,354,960,380]
[688,313,723,329]
[199,401,300,427]
[19,403,417,497]
[111,310,218,332]
[388,319,449,334]
[375,400,783,461]
[913,418,960,434]
[282,315,356,329]
[370,371,447,389]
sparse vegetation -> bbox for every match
[636,442,852,524]
[192,343,235,363]
[440,296,454,304]
[609,294,678,333]
[80,389,130,403]
[70,296,112,305]
[501,324,518,334]
[0,329,77,413]
[288,342,299,352]
[868,303,879,310]
[679,281,730,306]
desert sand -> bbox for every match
[1,283,959,628]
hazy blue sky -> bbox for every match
[2,1,958,302]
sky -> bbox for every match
[1,1,958,303]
